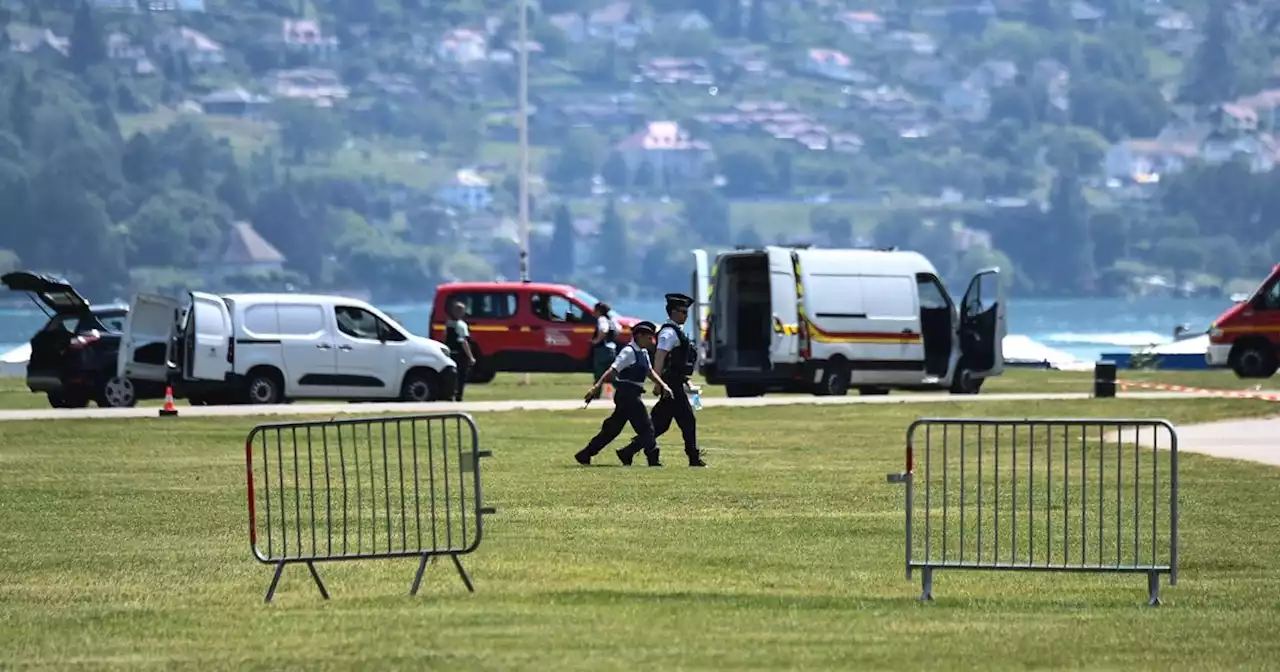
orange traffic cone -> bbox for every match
[603,383,614,400]
[159,385,179,417]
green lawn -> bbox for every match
[0,369,1275,411]
[1,398,1279,668]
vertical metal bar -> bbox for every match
[960,423,965,564]
[323,425,332,557]
[1115,423,1121,566]
[307,426,317,557]
[1011,424,1016,565]
[443,414,454,549]
[994,424,999,564]
[1133,424,1139,566]
[1062,423,1068,567]
[355,424,363,553]
[382,421,393,553]
[1029,424,1035,565]
[261,431,273,559]
[458,416,469,548]
[397,420,408,552]
[1152,424,1158,568]
[977,424,983,565]
[338,422,348,556]
[368,422,376,554]
[1170,425,1179,585]
[1080,423,1086,565]
[277,428,287,557]
[412,418,422,552]
[428,416,438,551]
[942,424,948,563]
[1098,425,1103,567]
[924,424,931,562]
[1046,424,1052,566]
[292,427,302,558]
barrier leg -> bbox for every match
[1146,571,1161,607]
[264,561,286,603]
[450,554,476,592]
[410,554,431,596]
[306,561,330,600]
[920,567,934,602]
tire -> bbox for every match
[96,376,138,408]
[1230,343,1278,379]
[949,364,984,395]
[243,369,284,405]
[399,369,440,402]
[48,392,88,409]
[469,366,496,384]
[725,384,763,398]
[816,360,850,396]
[858,387,889,396]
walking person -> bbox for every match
[589,302,620,400]
[574,321,672,466]
[617,293,707,467]
[443,301,476,402]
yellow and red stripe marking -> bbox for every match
[430,324,604,334]
[1120,379,1280,401]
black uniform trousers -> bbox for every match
[579,383,655,458]
[619,373,696,460]
[451,350,469,401]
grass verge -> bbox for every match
[1,399,1279,668]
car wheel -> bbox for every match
[858,387,889,396]
[949,364,984,395]
[400,369,439,402]
[244,370,283,405]
[97,376,138,408]
[1230,343,1278,379]
[725,384,763,398]
[817,360,850,396]
[47,392,88,409]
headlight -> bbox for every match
[1209,327,1223,338]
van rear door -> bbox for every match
[690,249,711,362]
[117,293,180,383]
[959,268,1006,377]
[767,247,800,368]
[186,291,233,381]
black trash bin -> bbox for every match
[1094,361,1117,398]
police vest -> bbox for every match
[616,344,651,387]
[661,322,697,377]
[597,318,619,345]
[443,320,465,352]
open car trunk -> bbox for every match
[714,253,774,371]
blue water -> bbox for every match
[0,296,1234,363]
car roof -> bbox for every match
[221,292,373,306]
[435,281,582,294]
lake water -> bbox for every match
[0,295,1234,365]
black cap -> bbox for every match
[632,320,657,334]
[665,293,694,310]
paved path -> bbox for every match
[1149,415,1280,467]
[0,390,1204,422]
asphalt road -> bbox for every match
[0,390,1206,422]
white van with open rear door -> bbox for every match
[691,245,1005,397]
[119,292,458,405]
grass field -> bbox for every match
[1,398,1279,668]
[0,368,1274,411]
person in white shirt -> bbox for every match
[574,321,671,466]
[588,302,620,399]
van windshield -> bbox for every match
[569,290,601,309]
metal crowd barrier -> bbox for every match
[244,413,496,602]
[887,418,1178,606]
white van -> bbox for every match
[690,246,1006,397]
[117,292,458,404]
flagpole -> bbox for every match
[518,0,532,386]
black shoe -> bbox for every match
[646,450,663,467]
[616,448,634,466]
[574,450,591,465]
[687,450,706,467]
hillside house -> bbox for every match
[210,222,286,280]
[435,170,494,213]
[942,83,991,122]
[1230,90,1280,131]
[6,23,69,59]
[200,88,272,118]
[912,2,997,33]
[797,48,865,83]
[265,68,349,105]
[838,11,885,36]
[613,121,712,190]
[153,27,224,66]
[281,19,339,60]
[1103,139,1197,181]
[882,31,937,56]
[436,28,487,64]
[656,11,712,32]
[587,2,651,48]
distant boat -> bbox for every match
[0,343,30,377]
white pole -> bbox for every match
[518,0,532,386]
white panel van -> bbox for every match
[690,246,1005,397]
[118,292,457,404]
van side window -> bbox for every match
[447,292,516,319]
[531,293,587,323]
[275,304,326,336]
[243,304,278,336]
[335,306,406,342]
[1261,282,1280,310]
[916,276,951,310]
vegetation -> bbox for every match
[2,399,1279,667]
[1,0,1279,302]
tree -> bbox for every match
[682,188,730,244]
[1180,3,1236,105]
[597,198,630,278]
[601,152,629,190]
[68,0,107,74]
[272,101,344,163]
[811,208,854,247]
[124,190,229,267]
[547,128,604,188]
[550,203,576,280]
[746,0,767,42]
[1042,170,1095,294]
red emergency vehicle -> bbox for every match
[1207,265,1280,378]
[429,282,639,383]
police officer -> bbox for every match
[574,321,672,466]
[617,293,707,468]
[589,302,619,400]
[443,301,476,402]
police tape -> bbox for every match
[1116,379,1280,401]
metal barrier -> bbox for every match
[886,418,1178,606]
[244,413,495,602]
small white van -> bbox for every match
[117,292,458,404]
[689,246,1006,397]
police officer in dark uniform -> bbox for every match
[443,301,476,402]
[617,293,707,468]
[574,321,672,466]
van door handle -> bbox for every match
[902,329,915,334]
[338,345,353,352]
[316,343,332,350]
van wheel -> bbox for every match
[949,365,984,395]
[48,392,87,409]
[858,387,889,396]
[725,384,763,398]
[469,366,496,384]
[96,376,137,408]
[244,369,284,404]
[817,361,850,396]
[1230,343,1278,378]
[400,369,439,402]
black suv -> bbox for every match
[2,272,164,408]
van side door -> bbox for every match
[185,292,233,381]
[529,289,593,372]
[267,302,340,398]
[332,304,403,398]
[766,248,800,369]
